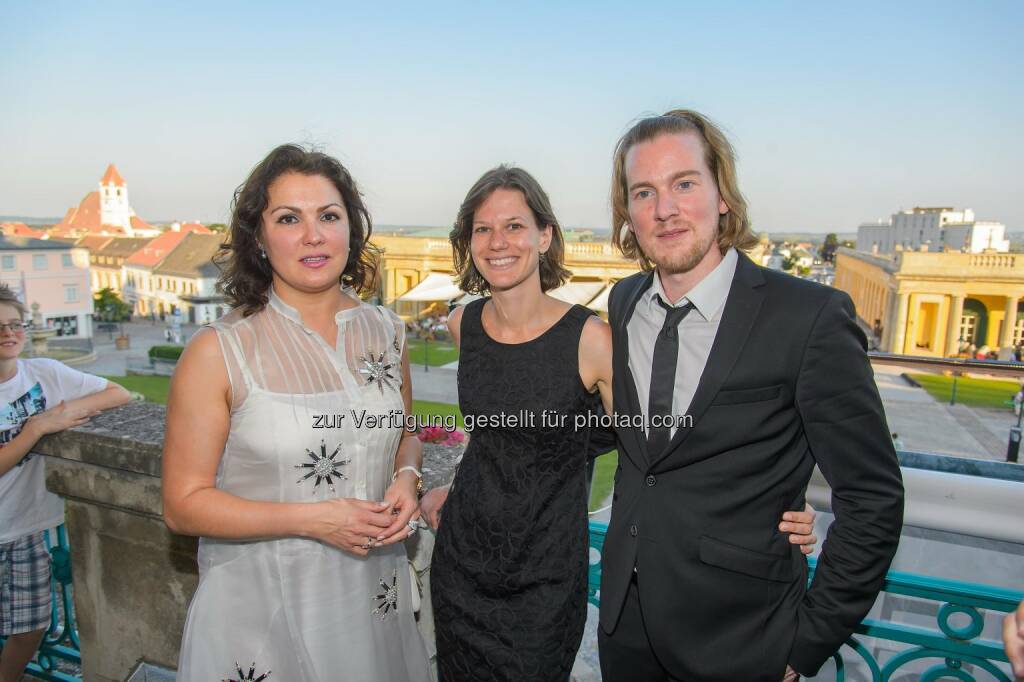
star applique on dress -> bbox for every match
[295,440,350,492]
[358,352,396,393]
[372,569,399,620]
[223,662,271,681]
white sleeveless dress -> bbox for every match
[176,288,431,682]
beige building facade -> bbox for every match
[835,247,1024,357]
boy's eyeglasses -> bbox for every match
[0,322,26,333]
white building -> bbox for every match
[856,207,1008,255]
[150,232,228,323]
[122,223,212,317]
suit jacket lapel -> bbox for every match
[613,271,654,468]
[650,253,765,470]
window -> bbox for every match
[62,253,73,268]
[48,315,78,337]
[33,254,47,270]
[64,285,78,303]
[1,255,14,271]
[960,315,977,345]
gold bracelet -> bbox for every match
[393,465,423,496]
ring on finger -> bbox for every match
[407,519,420,533]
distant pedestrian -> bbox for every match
[891,432,905,451]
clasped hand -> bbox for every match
[309,475,421,557]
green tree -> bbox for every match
[782,255,798,272]
[819,233,839,263]
[207,223,228,233]
[94,288,131,322]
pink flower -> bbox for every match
[417,426,466,446]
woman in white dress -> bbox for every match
[163,145,431,681]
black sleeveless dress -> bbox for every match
[431,300,600,681]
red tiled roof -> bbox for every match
[125,229,192,268]
[101,164,126,187]
[54,191,102,233]
[179,222,212,234]
[131,215,154,230]
[0,222,46,238]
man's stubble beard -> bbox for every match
[641,224,717,275]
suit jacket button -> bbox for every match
[646,475,656,487]
[629,525,638,537]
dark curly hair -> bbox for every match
[215,144,379,315]
[450,165,571,295]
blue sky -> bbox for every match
[1,1,1021,233]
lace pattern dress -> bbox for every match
[176,287,430,682]
[430,300,600,681]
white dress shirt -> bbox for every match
[627,248,738,439]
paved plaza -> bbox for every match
[873,364,1018,462]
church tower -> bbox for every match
[99,164,133,231]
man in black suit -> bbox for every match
[598,109,904,681]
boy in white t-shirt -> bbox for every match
[0,285,130,682]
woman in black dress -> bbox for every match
[422,166,815,681]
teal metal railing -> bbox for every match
[587,521,1023,681]
[5,522,1020,680]
[0,524,81,681]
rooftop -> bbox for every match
[152,232,224,279]
[125,224,208,268]
[0,235,73,251]
[96,237,153,259]
[100,163,126,187]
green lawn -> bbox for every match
[411,399,464,429]
[589,450,618,512]
[103,375,171,404]
[908,373,1020,409]
[407,338,459,367]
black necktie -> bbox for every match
[647,296,694,456]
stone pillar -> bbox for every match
[881,289,896,352]
[1000,295,1019,351]
[39,402,191,682]
[946,294,965,357]
[891,292,910,355]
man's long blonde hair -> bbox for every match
[611,109,756,270]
